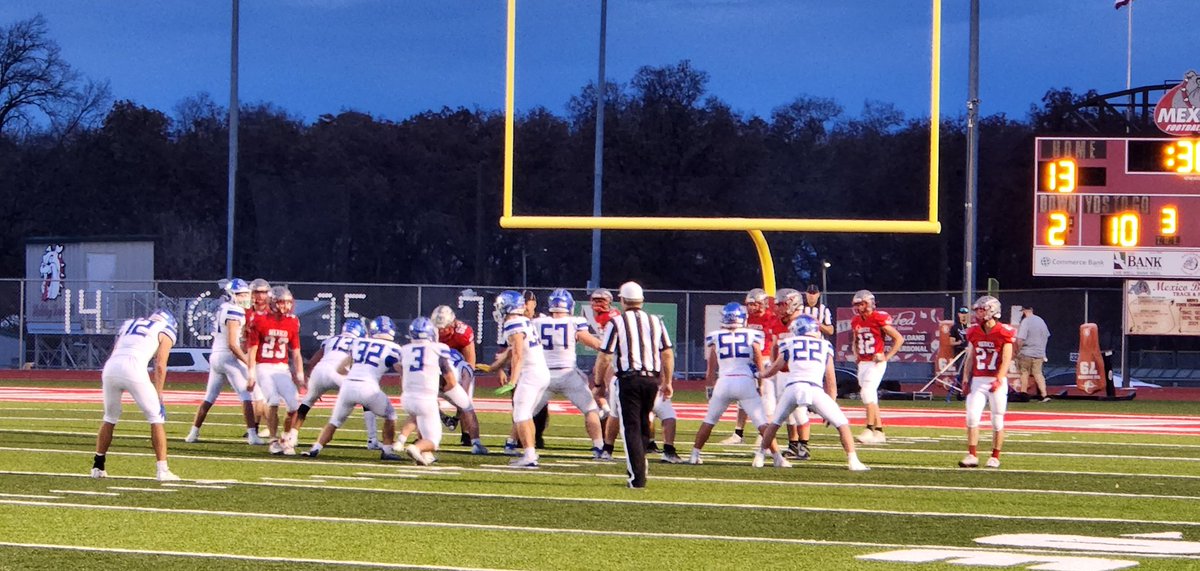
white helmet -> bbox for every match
[852,289,876,309]
[431,305,456,329]
[973,295,1002,321]
[744,288,768,305]
[774,288,802,314]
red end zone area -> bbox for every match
[3,385,1199,437]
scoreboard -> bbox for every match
[1033,137,1200,278]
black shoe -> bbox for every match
[535,436,546,449]
[645,441,660,453]
[460,433,472,446]
[440,412,459,431]
[795,443,811,461]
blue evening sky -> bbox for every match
[2,1,1196,123]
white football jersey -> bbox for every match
[502,316,549,376]
[346,337,403,386]
[532,314,589,369]
[110,317,177,363]
[777,335,834,386]
[450,349,474,385]
[400,340,452,400]
[317,334,358,367]
[704,327,764,378]
[210,302,246,354]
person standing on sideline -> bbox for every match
[595,281,675,489]
[92,309,180,481]
[850,289,904,444]
[960,296,1015,469]
[946,307,970,402]
[1015,305,1051,402]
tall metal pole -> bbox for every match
[588,0,607,291]
[962,0,979,307]
[1125,0,1133,125]
[225,0,240,279]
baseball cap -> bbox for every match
[618,281,644,302]
[805,284,820,294]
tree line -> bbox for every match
[0,15,1139,292]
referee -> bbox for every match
[800,284,834,338]
[595,281,674,489]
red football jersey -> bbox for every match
[438,320,475,352]
[594,308,621,328]
[965,322,1016,377]
[850,310,894,363]
[246,312,300,364]
[746,311,787,357]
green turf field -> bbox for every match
[0,388,1198,570]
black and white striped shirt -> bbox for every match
[800,302,832,332]
[599,308,673,374]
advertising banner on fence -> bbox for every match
[836,307,944,363]
[1124,279,1200,335]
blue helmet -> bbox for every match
[548,288,575,313]
[149,308,177,330]
[341,318,367,338]
[493,290,524,320]
[790,314,820,338]
[721,302,747,328]
[369,315,397,339]
[408,316,436,341]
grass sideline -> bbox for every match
[0,382,1198,569]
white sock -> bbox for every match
[187,426,199,437]
[363,411,378,441]
[381,444,394,454]
[156,460,169,473]
[287,428,298,441]
[592,439,604,448]
[524,447,536,458]
[848,452,860,463]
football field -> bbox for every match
[1,385,1198,570]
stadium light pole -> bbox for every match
[821,260,830,305]
[588,0,608,291]
[962,0,979,309]
[225,0,240,279]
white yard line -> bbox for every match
[47,489,119,497]
[107,486,176,493]
[0,493,61,500]
[0,541,514,571]
[160,483,228,490]
[1,499,1198,562]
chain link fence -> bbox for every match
[12,278,1177,384]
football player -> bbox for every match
[432,305,476,445]
[487,290,551,468]
[850,289,904,444]
[397,317,459,465]
[960,295,1015,469]
[690,303,779,464]
[531,289,605,457]
[246,286,305,455]
[92,308,181,481]
[396,346,488,455]
[293,318,367,446]
[185,279,261,445]
[301,316,403,460]
[757,314,869,471]
[589,288,620,424]
[246,278,273,437]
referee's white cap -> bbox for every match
[618,281,644,302]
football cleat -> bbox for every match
[509,455,539,468]
[855,430,875,445]
[718,434,744,445]
[282,443,296,456]
[645,441,660,453]
[471,442,490,455]
[406,445,432,466]
[661,451,685,464]
[156,470,181,482]
[591,446,604,460]
[247,432,265,446]
[986,456,1001,468]
[598,450,614,461]
[184,428,200,443]
[689,450,702,465]
[90,468,107,479]
[773,455,793,468]
[301,448,320,458]
[958,454,979,468]
[380,451,403,461]
[268,440,284,455]
[503,440,520,456]
[849,458,871,472]
[366,439,382,451]
[440,412,459,431]
[873,431,887,444]
[256,427,270,438]
[751,451,765,468]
